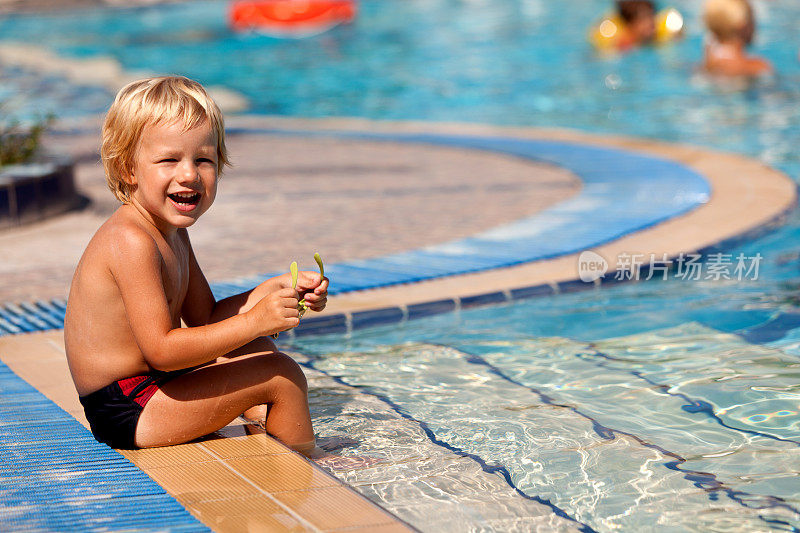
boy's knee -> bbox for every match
[270,352,308,393]
[226,336,279,358]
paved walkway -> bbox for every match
[0,115,580,302]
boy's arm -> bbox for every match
[179,231,326,325]
[207,281,282,325]
[112,226,299,371]
[205,271,327,323]
[179,230,287,326]
[179,230,217,327]
[177,230,267,326]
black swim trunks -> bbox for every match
[79,369,189,449]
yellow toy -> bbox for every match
[271,252,325,339]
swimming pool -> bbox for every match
[2,0,800,531]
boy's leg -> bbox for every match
[216,337,275,425]
[134,340,314,451]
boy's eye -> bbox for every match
[197,158,215,164]
[159,158,177,163]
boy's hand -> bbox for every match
[296,271,328,312]
[249,287,301,336]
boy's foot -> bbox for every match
[237,418,379,471]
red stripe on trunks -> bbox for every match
[117,375,159,408]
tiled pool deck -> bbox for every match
[0,117,796,531]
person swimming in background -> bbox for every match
[590,1,683,52]
[703,0,772,77]
[615,0,656,49]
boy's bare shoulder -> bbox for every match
[88,206,163,267]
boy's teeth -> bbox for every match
[169,192,199,203]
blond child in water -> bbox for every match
[64,76,328,455]
[703,0,772,77]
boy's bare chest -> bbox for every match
[158,241,189,314]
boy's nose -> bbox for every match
[177,161,200,182]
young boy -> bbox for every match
[703,0,772,77]
[64,76,328,455]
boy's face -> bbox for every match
[129,119,218,232]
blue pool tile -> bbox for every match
[510,284,555,300]
[599,271,637,286]
[407,299,457,320]
[460,292,508,309]
[327,264,412,285]
[557,279,597,294]
[324,264,413,292]
[0,307,39,333]
[33,300,67,324]
[351,307,405,330]
[294,314,348,337]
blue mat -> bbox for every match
[0,361,207,531]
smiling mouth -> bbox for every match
[168,192,201,207]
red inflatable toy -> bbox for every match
[229,0,357,36]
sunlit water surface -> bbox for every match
[2,1,800,530]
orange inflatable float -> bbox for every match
[229,0,357,36]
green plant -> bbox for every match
[0,108,54,168]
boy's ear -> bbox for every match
[122,172,138,198]
[122,168,138,186]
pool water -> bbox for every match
[2,0,800,531]
[293,238,800,530]
[295,320,800,531]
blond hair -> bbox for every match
[704,0,753,42]
[101,76,230,203]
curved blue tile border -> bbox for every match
[225,130,710,296]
